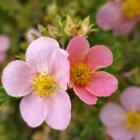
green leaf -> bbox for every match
[0,86,10,107]
[37,24,46,32]
[90,28,98,32]
[15,55,25,61]
[58,32,68,37]
[31,33,39,40]
[55,15,62,29]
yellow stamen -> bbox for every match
[71,62,91,85]
[126,112,140,130]
[122,0,140,19]
[32,72,59,98]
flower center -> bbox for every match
[32,72,59,98]
[126,112,140,130]
[71,62,91,85]
[122,0,140,19]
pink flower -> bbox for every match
[100,86,140,140]
[2,37,71,130]
[96,0,140,35]
[66,36,118,105]
[0,35,10,63]
[26,28,41,42]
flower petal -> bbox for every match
[0,35,10,52]
[96,2,121,30]
[26,37,59,73]
[100,103,125,127]
[2,60,37,97]
[20,93,45,127]
[45,90,71,130]
[136,15,140,21]
[85,45,113,71]
[134,129,140,140]
[74,85,97,105]
[50,49,70,90]
[66,36,89,65]
[120,86,140,111]
[26,28,41,42]
[86,71,118,97]
[107,124,133,140]
[0,52,6,63]
[114,18,135,35]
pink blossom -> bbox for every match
[66,36,118,105]
[0,35,10,63]
[2,37,71,130]
[100,86,140,140]
[96,0,140,35]
[26,28,41,42]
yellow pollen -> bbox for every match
[71,62,91,85]
[32,72,59,98]
[126,112,140,130]
[122,0,140,19]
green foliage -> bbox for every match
[0,86,10,108]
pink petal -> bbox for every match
[120,86,140,111]
[45,90,71,130]
[26,28,41,42]
[107,124,133,140]
[49,49,70,90]
[114,18,136,35]
[136,15,140,21]
[96,2,121,30]
[86,71,118,97]
[134,129,140,140]
[115,0,122,2]
[0,51,6,63]
[20,93,45,127]
[26,37,59,73]
[100,103,125,127]
[0,35,10,52]
[74,85,97,105]
[85,45,113,71]
[2,60,37,97]
[66,36,90,66]
[69,80,74,88]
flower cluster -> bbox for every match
[2,35,118,130]
[0,0,140,139]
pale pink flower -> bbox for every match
[100,86,140,140]
[2,37,71,130]
[0,35,10,63]
[26,28,41,42]
[96,0,140,35]
[66,36,118,105]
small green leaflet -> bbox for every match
[0,86,10,107]
[37,24,46,32]
[31,33,39,40]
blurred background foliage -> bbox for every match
[0,0,140,140]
